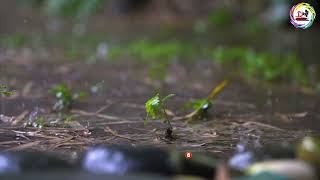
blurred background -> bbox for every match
[0,0,319,86]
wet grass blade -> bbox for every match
[207,79,229,100]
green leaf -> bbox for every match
[145,93,174,133]
[145,93,162,119]
[0,85,14,97]
[2,91,13,97]
[183,99,212,112]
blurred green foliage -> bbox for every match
[109,40,181,62]
[29,0,106,18]
[107,39,309,86]
[212,47,308,85]
[148,62,169,82]
[316,84,320,93]
[244,18,264,34]
[0,30,311,87]
[0,33,28,48]
[207,8,233,28]
[107,40,197,81]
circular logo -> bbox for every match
[290,3,316,29]
[184,151,192,159]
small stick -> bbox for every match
[71,109,128,121]
[5,141,42,151]
[11,110,29,126]
[242,121,285,132]
[104,126,136,141]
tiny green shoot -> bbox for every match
[183,80,229,122]
[145,93,175,139]
[0,85,14,97]
[49,84,88,111]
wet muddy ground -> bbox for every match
[1,55,319,160]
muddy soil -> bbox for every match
[1,56,319,160]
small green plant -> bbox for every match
[145,93,175,139]
[49,84,87,111]
[182,99,211,115]
[0,85,14,97]
[182,80,229,122]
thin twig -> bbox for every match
[5,141,42,151]
[71,109,128,121]
[104,126,136,141]
[242,121,285,132]
[95,104,112,114]
[11,110,29,126]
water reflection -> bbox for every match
[83,147,129,175]
[0,154,19,173]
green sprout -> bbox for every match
[182,80,229,122]
[49,84,87,111]
[182,99,212,116]
[0,85,14,97]
[145,93,175,139]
